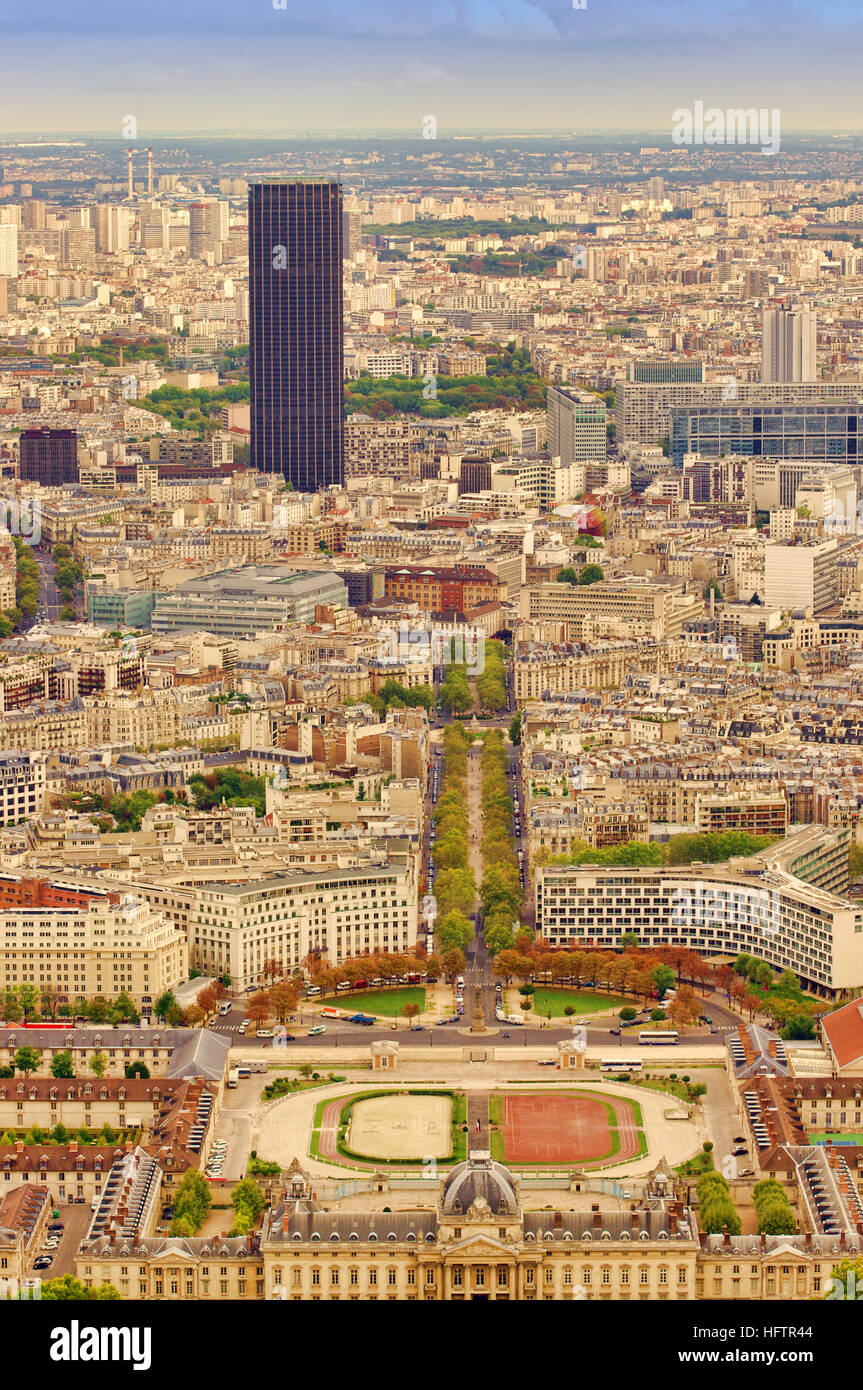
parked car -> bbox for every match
[732,1146,748,1157]
[33,1256,52,1270]
[732,1136,747,1144]
[609,1027,621,1036]
[47,1221,64,1232]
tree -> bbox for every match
[230,1177,266,1235]
[170,1169,211,1235]
[154,991,177,1023]
[50,1050,75,1079]
[269,982,299,1022]
[40,1275,121,1301]
[12,1046,40,1076]
[652,963,676,998]
[440,948,467,982]
[125,1061,150,1079]
[403,1003,420,1027]
[89,1052,107,1078]
[508,712,522,745]
[579,564,604,586]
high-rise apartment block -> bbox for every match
[762,307,817,382]
[0,224,17,279]
[249,181,344,489]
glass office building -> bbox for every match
[249,181,344,490]
[671,401,862,466]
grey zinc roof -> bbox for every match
[165,1029,231,1081]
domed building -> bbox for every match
[441,1151,519,1220]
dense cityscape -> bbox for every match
[5,0,863,1358]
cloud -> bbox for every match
[393,63,461,87]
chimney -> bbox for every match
[840,1229,847,1249]
[15,1141,23,1154]
[760,1230,766,1249]
[69,1141,77,1154]
[132,1229,139,1248]
[630,1207,640,1231]
[553,1211,563,1230]
[669,1208,678,1236]
[722,1225,731,1248]
[127,149,134,200]
[805,1231,812,1248]
[592,1207,601,1231]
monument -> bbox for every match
[470,984,487,1034]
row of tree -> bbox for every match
[475,640,508,715]
[479,729,523,957]
[430,724,476,954]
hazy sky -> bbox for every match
[1,0,862,134]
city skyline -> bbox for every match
[3,0,863,135]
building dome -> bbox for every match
[442,1151,518,1216]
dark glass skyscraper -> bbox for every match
[249,180,344,489]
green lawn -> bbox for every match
[528,988,628,1018]
[809,1132,863,1144]
[334,987,426,1018]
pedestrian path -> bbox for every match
[466,1091,490,1147]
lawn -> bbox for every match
[336,988,426,1018]
[528,988,628,1018]
[809,1132,863,1144]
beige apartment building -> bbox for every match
[126,862,417,991]
[514,639,687,701]
[0,894,186,1009]
[520,580,701,641]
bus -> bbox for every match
[219,1001,232,1016]
[639,1030,678,1045]
[600,1058,643,1073]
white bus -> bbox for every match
[638,1030,678,1045]
[600,1058,643,1072]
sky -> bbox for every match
[1,0,862,135]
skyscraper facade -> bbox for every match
[19,428,78,486]
[249,180,344,490]
[762,307,817,382]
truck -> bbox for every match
[227,1068,239,1088]
[219,1001,232,1016]
[348,1013,376,1026]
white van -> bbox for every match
[305,984,322,997]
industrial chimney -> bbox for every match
[127,149,134,200]
[147,148,153,196]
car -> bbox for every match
[33,1256,52,1270]
[435,1018,450,1026]
[609,1027,621,1036]
[622,1189,632,1199]
[308,1025,326,1036]
[47,1221,64,1232]
[738,1168,755,1178]
[710,1026,719,1034]
[732,1136,747,1144]
[732,1146,748,1157]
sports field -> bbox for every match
[347,1093,452,1160]
[498,1090,643,1166]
